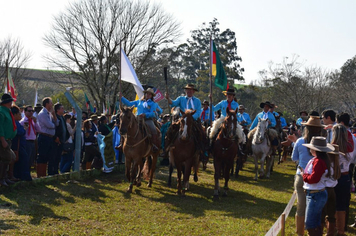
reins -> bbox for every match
[124,114,149,148]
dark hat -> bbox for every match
[202,100,209,106]
[143,88,156,97]
[302,136,334,153]
[183,84,198,91]
[226,88,236,96]
[259,101,273,109]
[300,111,308,116]
[0,93,14,105]
[35,103,42,108]
[278,112,283,116]
[238,105,245,110]
[309,111,319,117]
[89,114,99,121]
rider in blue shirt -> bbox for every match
[296,111,308,127]
[201,100,214,126]
[213,88,239,117]
[250,101,276,130]
[119,88,161,152]
[237,105,251,128]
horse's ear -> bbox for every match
[129,106,135,112]
[191,109,196,115]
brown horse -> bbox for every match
[168,109,199,196]
[212,108,239,199]
[119,106,160,193]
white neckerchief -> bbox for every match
[186,97,194,110]
[263,111,268,119]
[240,113,246,121]
[143,99,151,108]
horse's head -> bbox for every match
[179,109,196,141]
[119,106,135,135]
[255,117,269,143]
[171,107,181,122]
[223,107,238,139]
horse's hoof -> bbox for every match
[194,176,198,182]
[136,182,141,187]
[254,178,258,181]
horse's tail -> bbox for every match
[142,156,152,180]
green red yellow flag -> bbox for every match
[211,41,228,90]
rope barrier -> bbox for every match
[265,191,297,236]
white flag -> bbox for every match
[120,49,144,98]
[34,87,38,107]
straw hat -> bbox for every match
[183,83,198,91]
[328,144,345,156]
[302,116,324,127]
[302,136,335,153]
[89,114,99,121]
[143,88,156,97]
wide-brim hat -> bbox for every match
[328,144,345,156]
[226,88,235,96]
[302,136,335,153]
[0,93,14,105]
[300,111,308,116]
[143,88,156,97]
[239,105,245,110]
[183,83,198,91]
[89,114,98,121]
[278,112,283,116]
[260,101,273,109]
[35,103,42,108]
[302,116,324,127]
[202,100,209,106]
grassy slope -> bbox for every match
[0,159,355,236]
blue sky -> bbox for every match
[3,0,356,84]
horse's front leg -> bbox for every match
[176,164,182,195]
[135,158,143,187]
[223,158,233,197]
[266,155,274,178]
[253,154,259,181]
[182,162,192,196]
[126,160,134,193]
[213,157,221,200]
[259,154,266,178]
[168,162,173,187]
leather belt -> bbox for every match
[39,133,54,138]
[26,140,36,142]
[304,188,325,194]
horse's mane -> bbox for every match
[209,116,225,139]
[235,123,245,144]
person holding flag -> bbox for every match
[212,88,239,117]
[119,88,161,153]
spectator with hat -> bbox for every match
[33,103,42,118]
[249,101,276,130]
[212,88,239,117]
[89,114,99,134]
[0,93,17,186]
[200,100,214,126]
[36,97,58,177]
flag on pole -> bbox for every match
[211,41,228,90]
[84,93,94,113]
[120,49,144,98]
[153,88,164,103]
[6,68,17,101]
[103,102,106,114]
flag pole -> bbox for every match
[119,43,122,110]
[164,67,169,113]
[4,60,8,94]
[209,36,213,125]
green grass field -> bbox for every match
[0,158,355,235]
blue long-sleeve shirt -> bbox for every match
[200,107,215,122]
[237,112,251,126]
[292,138,314,175]
[121,97,159,119]
[170,96,201,120]
[250,111,276,130]
[37,107,59,136]
[213,100,239,117]
[280,117,288,128]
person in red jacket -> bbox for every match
[302,136,333,236]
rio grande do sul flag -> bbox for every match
[211,41,227,90]
[5,68,17,102]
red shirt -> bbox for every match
[303,158,327,184]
